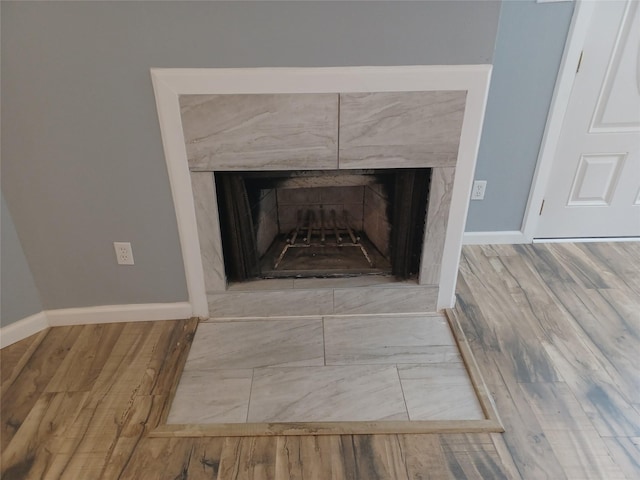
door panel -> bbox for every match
[590,1,640,133]
[537,0,640,238]
[567,153,625,206]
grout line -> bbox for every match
[332,288,336,315]
[322,317,327,366]
[246,369,255,423]
[204,311,444,322]
[396,364,411,421]
[336,94,341,168]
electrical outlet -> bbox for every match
[471,180,487,200]
[114,242,134,265]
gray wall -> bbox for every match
[1,194,43,326]
[1,1,500,314]
[466,0,575,232]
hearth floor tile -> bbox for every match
[248,365,408,422]
[184,318,324,369]
[401,382,484,420]
[324,314,459,365]
[166,368,252,424]
[398,363,484,420]
[167,314,485,424]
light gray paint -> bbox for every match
[1,1,499,310]
[1,194,43,326]
[466,0,575,232]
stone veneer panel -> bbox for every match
[208,290,335,318]
[207,285,439,318]
[333,286,438,315]
[191,172,226,293]
[420,167,456,286]
[339,91,466,169]
[180,94,339,171]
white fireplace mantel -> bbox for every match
[151,66,492,318]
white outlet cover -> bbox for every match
[114,242,134,265]
[471,180,487,200]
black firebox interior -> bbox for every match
[215,168,431,282]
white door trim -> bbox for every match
[521,0,596,241]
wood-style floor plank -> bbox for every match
[44,323,126,394]
[1,325,84,452]
[438,433,511,480]
[457,250,561,384]
[0,329,47,393]
[603,436,640,480]
[275,436,353,480]
[519,381,627,479]
[217,437,277,480]
[397,434,453,479]
[117,437,200,479]
[456,242,640,479]
[1,242,639,479]
[484,376,567,479]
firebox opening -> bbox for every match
[215,169,431,282]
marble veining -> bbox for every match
[402,382,484,421]
[248,365,408,422]
[208,289,334,317]
[339,91,466,169]
[166,368,252,424]
[180,93,338,171]
[324,315,458,365]
[191,172,226,293]
[332,286,438,314]
[420,167,455,286]
[184,319,324,369]
[397,362,484,420]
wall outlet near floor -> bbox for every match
[114,242,134,265]
[471,180,487,200]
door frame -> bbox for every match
[521,0,597,241]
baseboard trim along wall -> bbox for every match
[0,311,49,349]
[46,302,193,327]
[533,236,640,244]
[0,302,193,348]
[462,230,529,245]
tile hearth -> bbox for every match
[167,314,484,424]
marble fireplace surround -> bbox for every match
[151,66,491,318]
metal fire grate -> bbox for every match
[273,208,374,269]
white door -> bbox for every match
[536,0,640,239]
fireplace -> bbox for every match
[216,169,431,282]
[150,66,491,317]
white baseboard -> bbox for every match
[0,311,49,349]
[46,302,193,327]
[533,236,640,244]
[1,302,193,349]
[463,230,529,245]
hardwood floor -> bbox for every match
[1,242,639,479]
